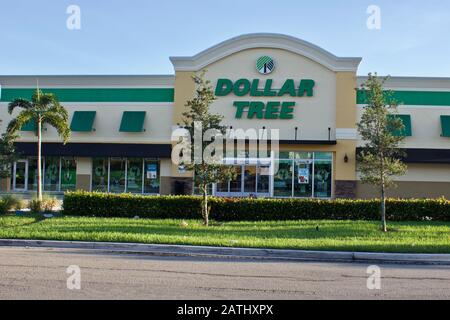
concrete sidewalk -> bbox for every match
[1,239,450,265]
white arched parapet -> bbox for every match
[170,33,362,73]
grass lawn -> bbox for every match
[0,215,449,253]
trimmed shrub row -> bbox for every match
[0,199,7,215]
[63,191,450,221]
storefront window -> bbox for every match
[257,165,270,194]
[216,179,229,193]
[109,158,126,193]
[243,166,257,193]
[27,158,38,191]
[127,158,143,193]
[229,165,242,193]
[293,152,314,160]
[314,152,333,160]
[60,157,77,191]
[92,158,108,192]
[277,152,291,159]
[44,157,60,191]
[314,161,332,198]
[193,181,213,195]
[144,159,160,194]
[274,160,293,197]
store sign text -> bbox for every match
[215,78,315,120]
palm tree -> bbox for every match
[7,89,70,201]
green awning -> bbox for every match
[21,119,36,132]
[70,111,96,132]
[119,111,146,132]
[441,115,450,137]
[388,114,412,137]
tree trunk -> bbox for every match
[381,182,387,232]
[37,119,43,202]
[202,187,209,226]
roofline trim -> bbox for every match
[357,76,450,91]
[170,33,362,72]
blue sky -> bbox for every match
[1,0,449,77]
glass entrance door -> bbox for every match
[215,165,270,197]
[13,160,28,191]
[294,160,313,198]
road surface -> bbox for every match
[0,247,449,300]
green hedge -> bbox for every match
[0,199,7,215]
[62,191,450,221]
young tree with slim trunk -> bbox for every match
[181,72,234,226]
[7,89,70,201]
[357,73,407,232]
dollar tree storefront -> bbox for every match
[171,34,361,199]
[1,34,450,199]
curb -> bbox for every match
[1,239,450,265]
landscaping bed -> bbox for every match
[0,215,449,253]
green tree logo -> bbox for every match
[256,56,275,75]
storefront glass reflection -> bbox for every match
[144,159,160,194]
[44,157,60,191]
[274,160,293,197]
[127,158,143,194]
[61,157,77,191]
[27,158,38,191]
[92,158,108,192]
[314,161,332,198]
[109,158,126,193]
[274,152,332,198]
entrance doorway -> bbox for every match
[215,164,271,197]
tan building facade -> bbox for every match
[1,34,449,199]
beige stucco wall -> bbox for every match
[357,181,450,199]
[357,106,450,149]
[172,71,196,125]
[395,163,450,182]
[170,71,196,178]
[0,103,174,144]
[356,163,450,198]
[74,157,92,191]
[357,163,450,182]
[160,158,172,177]
[76,157,92,175]
[336,72,357,129]
[203,48,337,141]
[335,72,357,181]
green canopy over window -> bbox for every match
[70,111,96,132]
[119,111,146,132]
[441,115,450,137]
[388,114,412,137]
[21,119,36,132]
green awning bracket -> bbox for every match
[70,111,97,132]
[119,111,146,133]
[388,114,412,137]
[441,115,450,137]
